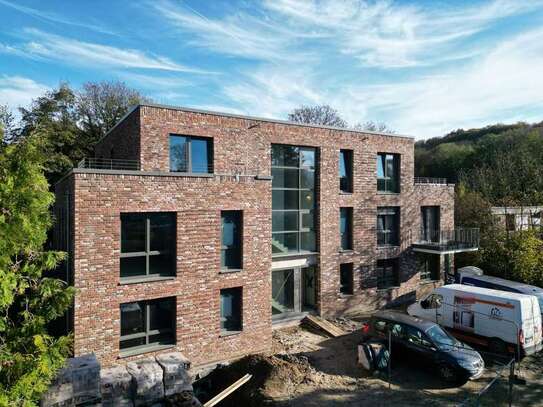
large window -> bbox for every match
[120,297,175,353]
[220,287,242,333]
[339,149,353,193]
[376,259,399,289]
[340,207,353,250]
[271,145,317,255]
[421,206,440,242]
[170,135,213,173]
[377,207,400,247]
[221,211,242,270]
[377,153,399,193]
[417,253,440,281]
[340,263,354,295]
[120,213,176,280]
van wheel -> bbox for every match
[489,338,507,356]
[438,363,458,383]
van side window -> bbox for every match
[428,294,443,309]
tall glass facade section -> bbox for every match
[271,145,317,255]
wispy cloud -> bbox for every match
[0,0,117,36]
[12,28,208,73]
[152,0,322,63]
[263,0,543,68]
[0,75,49,109]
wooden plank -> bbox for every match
[203,373,252,407]
[304,315,345,337]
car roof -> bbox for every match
[372,310,437,330]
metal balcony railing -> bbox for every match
[410,228,480,253]
[414,177,448,185]
[77,158,141,171]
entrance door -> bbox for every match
[272,266,317,318]
[272,269,295,315]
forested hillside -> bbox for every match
[415,121,543,206]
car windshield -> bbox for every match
[426,325,459,350]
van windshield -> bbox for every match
[535,294,543,313]
[426,325,460,350]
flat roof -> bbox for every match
[101,103,414,143]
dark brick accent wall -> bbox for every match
[59,105,455,367]
[95,107,141,161]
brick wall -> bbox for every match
[59,104,455,367]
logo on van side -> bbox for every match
[490,307,503,320]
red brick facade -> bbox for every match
[56,104,455,367]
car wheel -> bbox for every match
[438,363,458,383]
[489,338,508,356]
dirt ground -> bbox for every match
[194,318,543,406]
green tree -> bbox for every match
[0,131,75,406]
[17,80,150,184]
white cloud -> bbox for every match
[152,0,322,63]
[0,0,117,35]
[0,75,49,110]
[13,28,208,73]
[264,0,543,68]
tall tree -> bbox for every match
[0,105,16,145]
[288,105,348,127]
[287,104,394,133]
[354,121,395,133]
[76,81,150,148]
[16,81,150,184]
[0,131,75,406]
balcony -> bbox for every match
[410,228,479,254]
[77,158,141,171]
[414,177,448,185]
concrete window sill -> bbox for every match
[339,249,354,253]
[340,191,353,195]
[220,330,242,338]
[119,276,176,285]
[219,268,243,274]
[377,191,401,195]
[419,279,441,285]
[376,286,401,292]
[119,344,175,359]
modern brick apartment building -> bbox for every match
[54,103,478,368]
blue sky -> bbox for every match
[1,0,543,138]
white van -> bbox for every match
[455,269,543,317]
[407,284,542,358]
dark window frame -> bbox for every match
[377,207,400,247]
[417,253,440,281]
[377,153,400,193]
[220,287,243,334]
[340,263,354,295]
[340,207,353,250]
[271,144,317,255]
[339,149,353,193]
[376,258,399,289]
[221,211,243,271]
[421,206,440,242]
[169,134,213,174]
[120,212,176,280]
[119,297,176,354]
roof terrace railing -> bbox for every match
[410,228,479,253]
[414,177,448,185]
[77,158,141,171]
